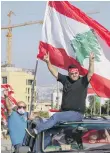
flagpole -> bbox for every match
[99,97,101,116]
[56,67,60,109]
[29,59,38,115]
[57,80,60,109]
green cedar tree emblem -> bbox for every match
[71,29,101,65]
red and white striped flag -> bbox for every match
[1,84,17,123]
[37,1,110,98]
[1,108,7,125]
[1,84,17,105]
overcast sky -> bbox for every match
[1,1,110,86]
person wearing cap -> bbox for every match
[26,52,94,137]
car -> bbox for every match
[18,116,110,153]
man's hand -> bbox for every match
[43,52,50,63]
[89,52,95,63]
[43,52,58,79]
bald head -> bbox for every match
[17,101,26,108]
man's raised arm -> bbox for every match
[87,52,95,82]
[4,90,12,115]
[43,53,58,79]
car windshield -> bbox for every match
[42,122,110,152]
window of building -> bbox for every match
[2,77,7,84]
[27,79,33,85]
[28,96,30,103]
[28,88,30,94]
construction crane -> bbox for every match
[1,10,99,66]
[1,11,43,66]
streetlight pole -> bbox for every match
[56,81,60,109]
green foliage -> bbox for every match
[87,95,101,115]
[85,107,91,116]
[39,111,49,118]
[101,99,110,115]
[95,101,100,114]
[88,95,94,110]
[87,96,110,116]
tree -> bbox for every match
[95,101,100,115]
[101,99,110,115]
[85,107,91,116]
[95,96,100,115]
[88,95,94,115]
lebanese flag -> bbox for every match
[37,1,110,98]
[87,88,95,95]
[1,84,17,106]
[1,84,13,91]
[1,84,14,96]
[1,84,17,124]
[1,108,7,125]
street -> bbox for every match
[1,138,12,153]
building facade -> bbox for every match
[1,66,37,111]
[36,102,51,112]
